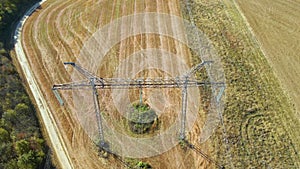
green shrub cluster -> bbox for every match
[127,103,158,134]
[125,158,152,169]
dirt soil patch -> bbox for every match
[21,0,210,168]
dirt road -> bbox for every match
[14,0,73,168]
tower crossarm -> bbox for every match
[64,62,104,86]
[181,61,213,79]
[52,62,226,154]
[52,78,224,90]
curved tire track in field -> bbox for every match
[46,0,75,59]
[240,112,296,168]
[14,0,73,168]
[184,0,299,168]
[229,0,300,167]
[20,1,119,168]
[19,0,214,168]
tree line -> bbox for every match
[0,0,38,45]
[1,0,55,168]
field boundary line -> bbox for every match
[13,0,73,168]
[226,0,300,166]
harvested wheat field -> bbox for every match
[18,0,300,168]
[235,0,300,123]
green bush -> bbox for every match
[125,158,152,169]
[136,161,152,169]
[127,103,158,134]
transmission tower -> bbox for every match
[52,61,225,150]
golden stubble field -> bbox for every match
[18,0,300,168]
[235,0,300,116]
[21,0,211,168]
[184,0,300,168]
